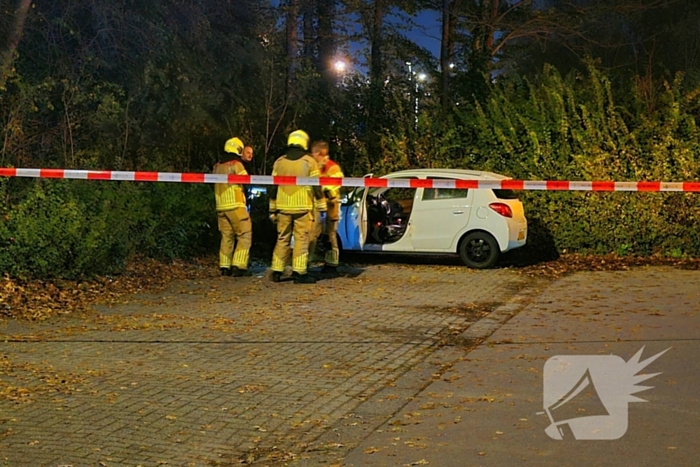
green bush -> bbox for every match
[371,61,700,259]
[447,62,700,258]
[0,178,219,280]
[1,179,135,279]
[5,58,700,279]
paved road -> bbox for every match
[345,266,700,467]
[0,261,536,467]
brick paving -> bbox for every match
[342,267,700,467]
[0,261,535,467]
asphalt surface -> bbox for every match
[1,263,698,466]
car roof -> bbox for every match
[380,168,512,181]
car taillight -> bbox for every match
[489,202,512,218]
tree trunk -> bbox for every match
[302,0,315,61]
[367,0,385,166]
[317,0,335,80]
[465,0,491,102]
[440,0,457,110]
[472,0,484,56]
[370,0,384,88]
[286,0,299,84]
[485,0,499,56]
[0,0,32,90]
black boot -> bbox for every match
[321,265,338,275]
[221,267,231,276]
[231,267,252,277]
[270,271,282,282]
[293,273,316,284]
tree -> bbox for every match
[505,0,694,84]
[286,0,300,84]
[0,0,32,90]
[317,0,338,81]
[440,0,459,109]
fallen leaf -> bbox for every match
[404,460,429,466]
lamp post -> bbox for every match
[406,63,428,130]
[406,61,413,102]
[416,73,427,130]
[406,62,417,130]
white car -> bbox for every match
[336,169,528,269]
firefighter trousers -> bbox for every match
[308,210,340,267]
[217,207,252,270]
[271,211,313,274]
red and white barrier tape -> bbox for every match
[2,167,700,191]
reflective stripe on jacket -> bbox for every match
[322,159,344,200]
[270,154,320,213]
[213,159,248,211]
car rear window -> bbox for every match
[493,189,519,199]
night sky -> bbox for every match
[391,9,441,58]
[268,1,442,69]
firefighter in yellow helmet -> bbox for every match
[268,130,325,284]
[308,140,344,275]
[213,136,253,277]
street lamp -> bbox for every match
[332,59,349,87]
[334,60,346,73]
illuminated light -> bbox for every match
[334,60,347,73]
[417,73,427,81]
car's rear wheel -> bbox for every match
[459,231,500,269]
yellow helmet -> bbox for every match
[287,130,309,150]
[224,137,244,155]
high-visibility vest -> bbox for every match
[317,159,344,216]
[270,154,320,213]
[213,159,248,211]
[321,159,344,199]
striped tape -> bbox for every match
[2,167,700,191]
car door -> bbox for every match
[341,174,371,250]
[410,176,473,251]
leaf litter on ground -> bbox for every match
[2,253,700,321]
[1,255,219,321]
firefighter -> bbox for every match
[213,137,253,277]
[268,130,325,284]
[308,140,344,274]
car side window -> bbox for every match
[422,177,469,200]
